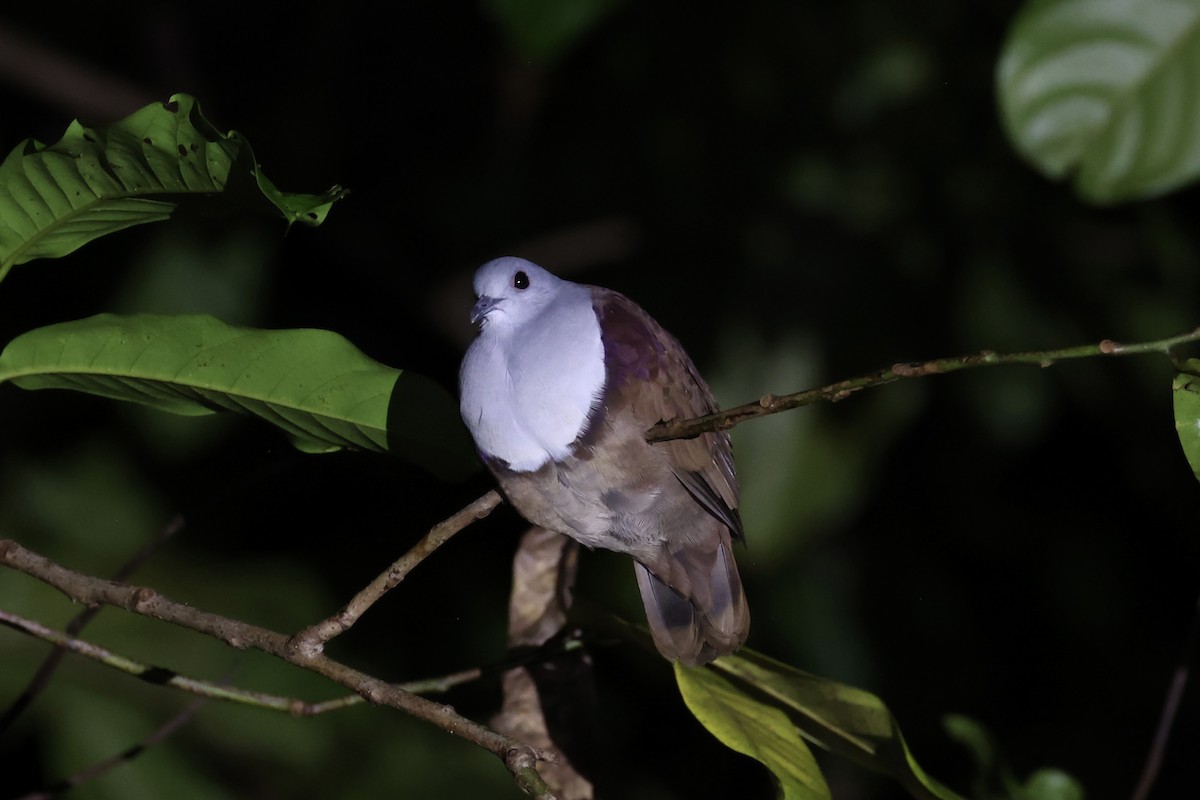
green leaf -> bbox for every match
[0,313,476,481]
[997,0,1200,203]
[676,662,830,800]
[1173,363,1200,481]
[708,650,965,800]
[0,92,346,282]
[1023,770,1086,800]
[944,714,1085,800]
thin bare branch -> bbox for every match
[0,608,361,715]
[0,536,556,788]
[399,667,486,696]
[288,490,503,656]
[647,326,1200,442]
[1131,591,1200,800]
[1,605,585,722]
[0,514,184,734]
[14,696,206,800]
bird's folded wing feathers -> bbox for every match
[592,288,743,539]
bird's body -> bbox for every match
[459,257,749,665]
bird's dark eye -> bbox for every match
[513,271,530,290]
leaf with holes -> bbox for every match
[0,313,476,481]
[997,0,1200,203]
[0,93,346,282]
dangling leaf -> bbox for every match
[997,0,1200,203]
[703,650,965,800]
[0,313,476,481]
[0,92,346,282]
[676,662,830,799]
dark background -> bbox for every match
[1,2,1197,798]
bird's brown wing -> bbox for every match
[591,287,743,539]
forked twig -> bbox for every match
[287,490,502,656]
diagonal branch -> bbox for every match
[1,606,581,716]
[1131,590,1200,800]
[14,697,207,800]
[648,327,1200,442]
[0,536,556,789]
[0,514,184,733]
[0,608,357,715]
[289,490,503,656]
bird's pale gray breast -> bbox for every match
[460,286,605,472]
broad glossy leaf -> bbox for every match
[0,313,476,481]
[676,662,829,800]
[708,650,964,800]
[0,93,345,281]
[1173,363,1200,481]
[998,0,1200,203]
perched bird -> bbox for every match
[459,257,749,665]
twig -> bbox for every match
[0,608,360,715]
[0,537,556,788]
[288,490,503,656]
[647,327,1200,442]
[1131,591,1200,800]
[13,697,207,800]
[1,604,581,719]
[399,667,486,696]
[0,514,184,734]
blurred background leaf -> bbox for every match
[943,714,1085,800]
[483,0,630,64]
[997,0,1200,203]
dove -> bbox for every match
[459,257,748,665]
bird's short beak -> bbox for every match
[469,295,500,325]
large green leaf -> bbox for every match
[0,93,345,282]
[1173,362,1200,482]
[0,313,476,481]
[704,650,965,800]
[676,662,829,800]
[997,0,1200,203]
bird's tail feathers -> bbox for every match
[634,540,749,666]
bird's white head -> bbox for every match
[461,256,605,471]
[470,257,569,333]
